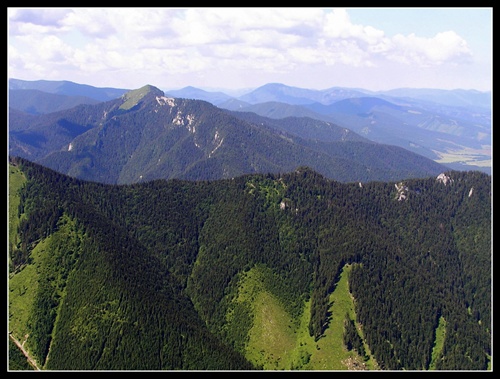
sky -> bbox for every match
[7,7,493,93]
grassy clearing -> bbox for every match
[308,263,377,371]
[8,163,38,361]
[235,263,376,371]
[232,266,296,370]
[8,163,34,339]
[9,216,84,366]
[119,85,153,110]
[245,290,296,369]
[429,315,446,370]
[8,239,44,342]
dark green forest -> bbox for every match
[8,157,491,370]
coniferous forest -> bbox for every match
[8,156,491,371]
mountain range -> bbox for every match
[8,78,129,101]
[8,83,448,184]
[9,78,491,175]
[211,85,491,174]
[7,78,492,371]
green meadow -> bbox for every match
[231,263,379,370]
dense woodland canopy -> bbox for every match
[8,157,491,370]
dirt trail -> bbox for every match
[9,333,41,371]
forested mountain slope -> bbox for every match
[9,157,491,371]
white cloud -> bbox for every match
[390,31,471,66]
[7,8,484,90]
[323,8,354,39]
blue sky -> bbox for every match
[7,7,492,92]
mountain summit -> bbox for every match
[119,84,165,110]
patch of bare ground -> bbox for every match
[342,356,367,371]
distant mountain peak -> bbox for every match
[120,85,164,110]
[260,82,289,89]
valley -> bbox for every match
[433,145,491,168]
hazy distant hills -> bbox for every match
[303,97,491,159]
[8,84,448,184]
[224,101,332,122]
[165,86,234,105]
[8,78,129,101]
[8,89,101,115]
[380,88,492,109]
[8,78,491,175]
[162,82,492,174]
[236,82,371,105]
[166,83,372,108]
[8,79,129,115]
[234,82,491,109]
[225,110,371,143]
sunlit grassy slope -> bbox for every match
[230,263,379,370]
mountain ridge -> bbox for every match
[9,79,491,174]
[8,157,491,370]
[9,84,448,184]
[8,78,129,101]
